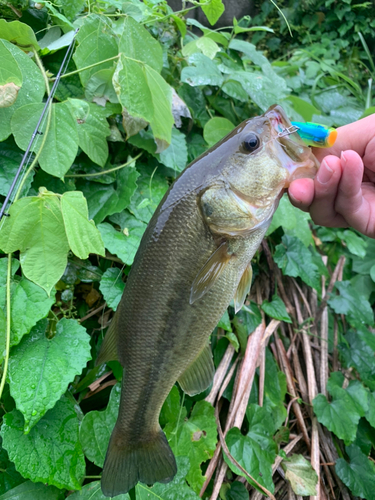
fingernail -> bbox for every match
[341,151,347,167]
[317,160,333,184]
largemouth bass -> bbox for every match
[97,104,319,497]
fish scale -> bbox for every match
[97,104,319,497]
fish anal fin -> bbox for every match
[234,263,253,313]
[190,241,231,304]
[96,311,119,366]
[178,344,214,396]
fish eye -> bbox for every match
[243,133,261,153]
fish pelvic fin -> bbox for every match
[234,263,253,313]
[101,424,177,497]
[96,310,119,366]
[178,344,214,396]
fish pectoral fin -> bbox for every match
[96,311,119,365]
[190,241,231,304]
[178,344,215,396]
[234,263,253,313]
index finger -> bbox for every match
[311,114,375,170]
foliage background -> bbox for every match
[0,0,375,498]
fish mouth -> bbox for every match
[265,105,320,186]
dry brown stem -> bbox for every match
[206,343,236,405]
[276,335,310,448]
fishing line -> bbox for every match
[0,28,79,228]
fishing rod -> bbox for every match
[0,28,79,222]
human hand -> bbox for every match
[288,113,375,238]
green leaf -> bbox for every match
[67,99,110,167]
[339,329,375,382]
[38,28,76,56]
[225,331,239,350]
[0,40,22,87]
[98,215,146,266]
[225,481,249,500]
[113,54,174,152]
[366,392,375,427]
[246,404,279,445]
[353,417,375,455]
[203,117,235,146]
[128,166,169,223]
[267,195,313,246]
[99,267,125,311]
[8,318,91,432]
[261,294,292,323]
[73,14,118,87]
[68,480,130,500]
[0,192,70,294]
[0,140,33,198]
[281,454,318,496]
[58,0,85,21]
[157,127,188,174]
[224,425,275,493]
[182,37,220,60]
[119,16,163,73]
[313,373,369,444]
[337,230,367,257]
[80,383,120,468]
[0,20,40,51]
[228,39,268,66]
[218,310,231,332]
[11,102,79,178]
[201,0,225,26]
[160,385,181,429]
[222,80,249,102]
[197,36,220,59]
[0,41,44,142]
[0,261,55,358]
[61,191,105,258]
[0,442,25,496]
[231,68,288,112]
[232,303,262,352]
[262,349,287,429]
[328,281,374,328]
[352,238,375,274]
[1,396,86,490]
[196,37,220,59]
[85,68,118,104]
[44,3,74,32]
[274,235,320,291]
[172,14,187,38]
[164,400,217,493]
[336,445,375,500]
[233,25,274,34]
[0,481,63,500]
[284,96,320,122]
[135,456,200,499]
[181,53,224,87]
[76,164,140,224]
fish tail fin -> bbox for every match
[101,424,177,497]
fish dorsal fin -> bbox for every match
[96,311,119,365]
[178,344,214,396]
[190,241,231,304]
[234,263,253,313]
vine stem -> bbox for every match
[14,49,52,202]
[0,49,53,401]
[65,152,143,178]
[0,256,12,400]
[51,54,120,81]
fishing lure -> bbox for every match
[291,121,337,148]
